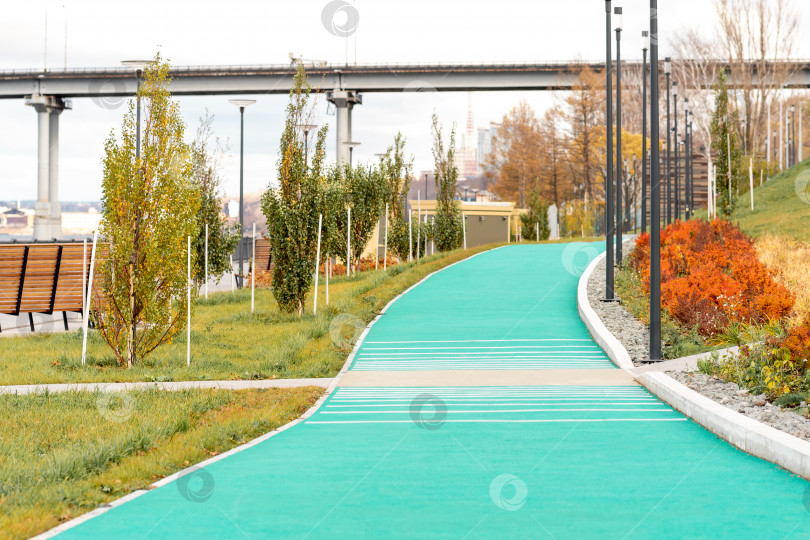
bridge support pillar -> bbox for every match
[326,90,362,164]
[26,94,70,241]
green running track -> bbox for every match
[58,244,810,539]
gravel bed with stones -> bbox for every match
[586,244,649,366]
[667,371,810,443]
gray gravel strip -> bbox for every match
[587,243,650,366]
[667,371,810,443]
[0,378,333,395]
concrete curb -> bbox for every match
[637,371,810,480]
[577,250,634,370]
[576,248,810,481]
[36,246,499,539]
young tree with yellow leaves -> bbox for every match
[97,55,200,367]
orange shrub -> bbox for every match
[782,317,810,368]
[630,219,794,336]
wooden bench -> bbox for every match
[0,243,96,332]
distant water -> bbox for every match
[0,234,90,243]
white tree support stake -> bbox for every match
[749,158,755,210]
[81,230,98,366]
[187,235,191,366]
[204,222,209,299]
[326,258,330,305]
[424,211,428,257]
[230,254,235,294]
[462,214,467,249]
[347,207,351,276]
[384,203,389,270]
[313,213,322,314]
[536,222,539,242]
[408,209,413,262]
[251,223,256,313]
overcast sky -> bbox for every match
[1,0,808,202]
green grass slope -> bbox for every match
[730,157,810,241]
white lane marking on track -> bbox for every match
[306,418,689,424]
[322,408,672,414]
[363,339,596,344]
[326,400,662,409]
[360,345,599,354]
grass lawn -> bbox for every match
[0,245,499,385]
[694,157,810,242]
[0,386,323,540]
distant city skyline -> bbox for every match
[1,0,808,202]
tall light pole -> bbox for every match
[121,60,150,361]
[344,141,361,166]
[603,0,615,301]
[687,116,694,219]
[641,31,649,235]
[615,6,623,263]
[229,99,256,288]
[664,57,672,226]
[297,123,318,166]
[683,98,689,219]
[649,0,662,362]
[673,82,679,220]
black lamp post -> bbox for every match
[649,0,662,361]
[615,6,623,264]
[297,123,318,166]
[687,116,694,219]
[672,82,679,220]
[603,0,615,301]
[641,30,649,235]
[690,117,696,216]
[229,99,256,287]
[664,57,671,226]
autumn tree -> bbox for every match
[564,64,605,203]
[431,113,463,251]
[715,0,799,155]
[261,65,328,314]
[97,55,200,367]
[190,112,240,287]
[486,100,542,208]
[536,110,572,208]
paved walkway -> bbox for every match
[54,244,810,539]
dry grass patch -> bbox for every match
[756,235,810,326]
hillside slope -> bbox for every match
[731,158,810,241]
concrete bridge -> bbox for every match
[2,60,809,240]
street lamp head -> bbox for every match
[229,99,256,110]
[296,123,318,132]
[121,60,151,77]
[614,7,622,31]
[664,57,671,75]
[791,104,796,113]
[642,30,649,51]
[672,81,678,97]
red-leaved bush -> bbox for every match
[630,219,794,336]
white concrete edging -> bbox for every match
[577,250,634,370]
[577,248,810,481]
[37,245,500,539]
[638,371,810,480]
